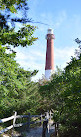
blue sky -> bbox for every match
[15,0,81,81]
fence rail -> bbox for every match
[0,111,53,135]
[0,115,14,123]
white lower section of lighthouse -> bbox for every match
[45,70,54,80]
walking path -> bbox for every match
[25,126,43,137]
[25,121,54,137]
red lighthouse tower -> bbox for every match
[45,28,55,80]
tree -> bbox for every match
[0,45,40,118]
[0,0,37,49]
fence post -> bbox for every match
[42,120,48,137]
[27,113,31,132]
[12,111,17,137]
[49,110,52,121]
[46,112,50,133]
[13,111,17,127]
[54,122,59,136]
[57,122,59,137]
[46,112,49,120]
[40,114,42,126]
[55,122,57,136]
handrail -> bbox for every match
[0,125,13,134]
[0,111,52,135]
[0,115,14,123]
[16,115,29,119]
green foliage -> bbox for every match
[0,0,28,11]
[0,0,37,49]
[0,24,37,47]
[0,46,39,118]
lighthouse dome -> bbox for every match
[47,28,53,34]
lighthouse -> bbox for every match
[45,28,55,80]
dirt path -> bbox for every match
[25,124,54,137]
[18,120,54,137]
[25,126,42,137]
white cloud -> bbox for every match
[30,50,45,59]
[54,11,67,28]
[55,46,75,60]
[54,46,76,69]
[15,47,45,62]
[16,51,36,61]
[14,46,45,72]
[17,59,44,70]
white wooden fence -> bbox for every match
[0,111,53,135]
